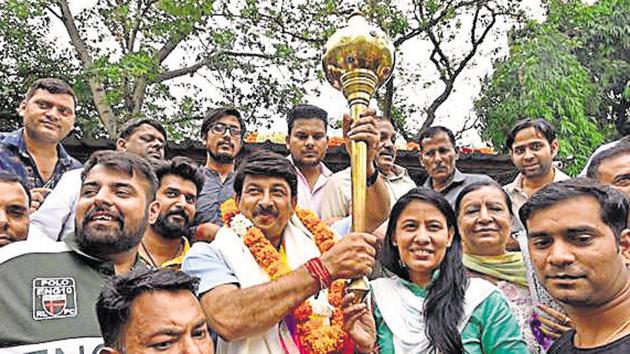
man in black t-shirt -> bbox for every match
[520,179,630,353]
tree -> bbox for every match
[1,0,528,141]
[1,0,344,139]
[361,0,526,139]
[474,0,629,175]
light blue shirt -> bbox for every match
[182,241,239,295]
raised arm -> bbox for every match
[342,110,390,234]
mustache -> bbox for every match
[253,205,277,217]
[217,139,235,148]
[84,206,123,225]
[165,208,191,223]
[379,147,395,156]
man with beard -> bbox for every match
[320,116,416,221]
[521,180,630,353]
[285,104,333,217]
[139,158,205,269]
[419,126,493,207]
[504,118,570,217]
[0,151,158,352]
[193,107,245,242]
[29,117,167,241]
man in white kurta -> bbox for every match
[182,113,390,354]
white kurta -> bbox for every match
[211,214,337,354]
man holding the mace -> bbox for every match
[182,113,387,354]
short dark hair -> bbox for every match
[200,107,246,140]
[233,150,298,199]
[0,172,31,204]
[455,180,514,217]
[96,268,200,349]
[417,126,456,152]
[286,104,328,136]
[520,178,629,241]
[82,150,158,201]
[25,78,77,108]
[381,187,466,353]
[151,157,205,196]
[586,141,630,180]
[506,118,556,150]
[118,118,168,142]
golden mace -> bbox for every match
[322,13,395,299]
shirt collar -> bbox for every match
[287,155,332,177]
[508,167,569,193]
[63,232,144,274]
[159,237,191,268]
[422,168,464,189]
[63,232,107,262]
[2,128,75,167]
[204,165,234,179]
[385,164,408,181]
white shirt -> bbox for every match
[29,168,82,241]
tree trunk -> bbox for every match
[56,0,118,138]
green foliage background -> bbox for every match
[475,0,629,174]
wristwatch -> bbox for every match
[366,164,379,187]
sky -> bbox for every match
[49,0,548,146]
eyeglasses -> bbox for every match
[211,123,242,138]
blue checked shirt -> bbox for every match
[0,128,82,190]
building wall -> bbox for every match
[60,136,519,185]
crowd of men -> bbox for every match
[0,77,628,353]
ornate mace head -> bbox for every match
[322,13,396,107]
[321,13,396,302]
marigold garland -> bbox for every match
[221,199,350,354]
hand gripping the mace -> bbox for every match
[322,13,396,301]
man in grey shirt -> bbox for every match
[192,107,246,242]
[418,126,493,207]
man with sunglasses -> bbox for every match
[193,107,246,242]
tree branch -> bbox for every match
[455,114,481,139]
[43,5,63,21]
[156,50,276,83]
[420,3,499,132]
[55,0,118,138]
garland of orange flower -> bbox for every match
[220,199,351,354]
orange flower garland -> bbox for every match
[221,199,350,354]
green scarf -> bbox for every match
[463,252,528,287]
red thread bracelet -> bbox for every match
[305,257,332,290]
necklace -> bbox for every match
[140,239,183,268]
[575,316,630,347]
[140,241,159,268]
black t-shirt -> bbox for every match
[549,330,630,353]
